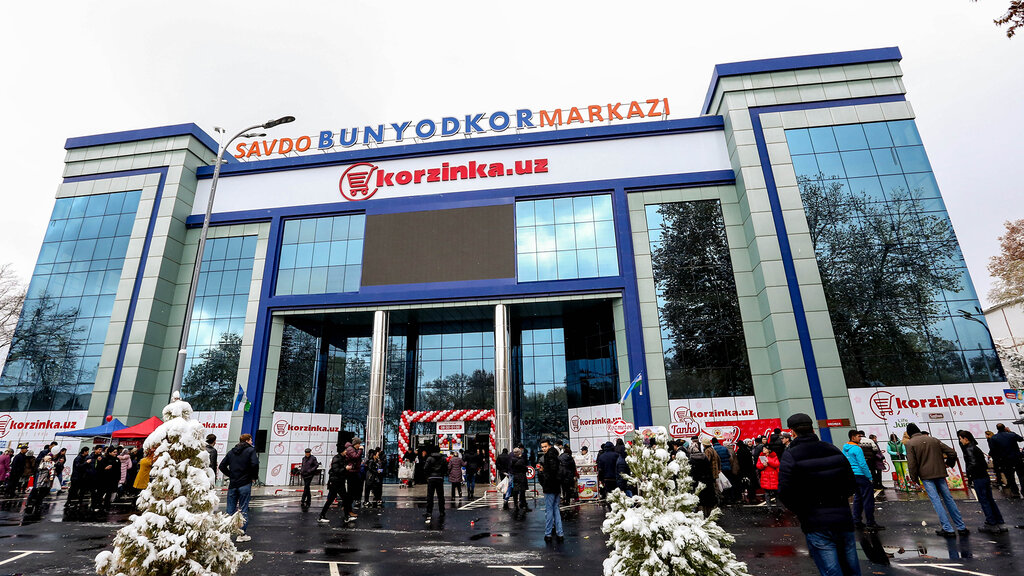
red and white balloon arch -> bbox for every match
[398,409,496,482]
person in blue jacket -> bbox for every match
[842,429,883,531]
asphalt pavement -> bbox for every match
[1,484,1023,575]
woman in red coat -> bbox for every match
[756,448,780,507]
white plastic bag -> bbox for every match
[496,476,510,495]
[715,471,732,493]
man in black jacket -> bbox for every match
[299,448,319,511]
[68,447,91,505]
[596,441,618,500]
[205,434,218,483]
[509,447,529,516]
[219,433,259,542]
[778,413,859,576]
[989,423,1024,496]
[558,445,577,504]
[423,448,447,523]
[537,439,563,543]
[319,449,346,524]
[5,444,28,497]
[496,448,511,481]
[465,448,483,499]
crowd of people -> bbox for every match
[3,416,1023,566]
[0,441,157,514]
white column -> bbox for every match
[365,310,389,450]
[494,304,512,452]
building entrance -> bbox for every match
[398,409,497,481]
[262,299,622,485]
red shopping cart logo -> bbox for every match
[339,162,379,201]
[869,390,899,420]
[0,414,11,438]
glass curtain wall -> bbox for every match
[645,201,753,399]
[511,301,619,457]
[180,235,258,411]
[273,314,373,439]
[276,214,365,296]
[515,194,618,282]
[785,120,1003,387]
[0,190,142,411]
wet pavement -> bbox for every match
[1,485,1023,575]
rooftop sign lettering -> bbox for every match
[233,97,670,160]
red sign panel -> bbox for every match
[673,418,785,444]
[819,419,850,428]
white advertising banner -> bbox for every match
[265,411,344,486]
[0,410,88,453]
[436,421,465,435]
[192,411,234,459]
[668,396,758,428]
[194,131,731,215]
[568,402,623,452]
[849,382,1021,451]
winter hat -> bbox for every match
[905,423,921,436]
[351,437,362,446]
[786,413,814,433]
[700,437,712,447]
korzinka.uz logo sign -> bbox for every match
[339,157,548,201]
[868,389,1006,420]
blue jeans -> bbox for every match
[543,492,563,537]
[971,477,1004,526]
[226,483,252,531]
[852,476,875,525]
[805,530,860,576]
[920,477,965,532]
[467,473,476,496]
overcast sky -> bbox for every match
[1,1,1021,307]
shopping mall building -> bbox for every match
[1,47,1016,484]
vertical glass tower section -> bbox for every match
[0,191,142,411]
[180,235,258,411]
[645,201,753,400]
[786,120,1002,387]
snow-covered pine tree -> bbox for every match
[602,431,749,576]
[96,393,251,576]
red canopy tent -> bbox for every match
[111,416,164,439]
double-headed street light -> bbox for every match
[171,116,296,395]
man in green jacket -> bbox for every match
[904,423,966,537]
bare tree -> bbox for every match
[974,0,1024,37]
[0,264,26,355]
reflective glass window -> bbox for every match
[785,129,813,155]
[180,235,258,411]
[645,201,753,399]
[0,190,142,412]
[516,194,617,281]
[276,214,364,295]
[785,119,1002,388]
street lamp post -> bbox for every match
[170,116,295,396]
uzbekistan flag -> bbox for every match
[619,372,644,404]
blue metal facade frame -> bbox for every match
[62,167,169,418]
[702,47,902,115]
[235,170,735,436]
[746,94,907,443]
